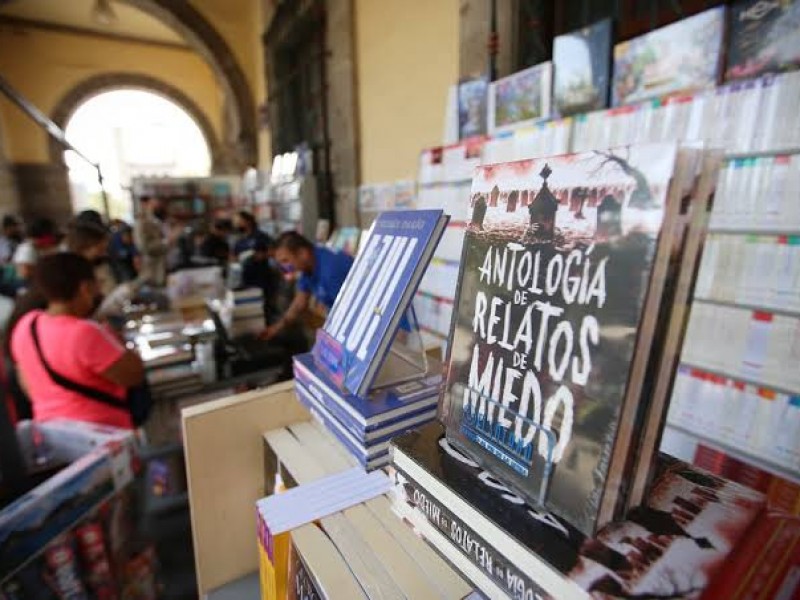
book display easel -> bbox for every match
[292,209,448,469]
[414,140,484,355]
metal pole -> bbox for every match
[0,73,110,220]
[97,165,111,220]
[489,0,498,81]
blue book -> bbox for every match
[293,352,440,437]
[315,210,448,397]
[293,377,438,447]
[295,382,392,470]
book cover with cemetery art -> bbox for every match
[441,144,678,535]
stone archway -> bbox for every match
[49,72,223,171]
[118,0,257,171]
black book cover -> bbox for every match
[553,18,613,116]
[392,423,764,599]
[441,146,678,536]
[392,422,585,577]
[726,0,800,81]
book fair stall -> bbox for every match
[3,2,800,599]
[180,4,800,599]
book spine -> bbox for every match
[295,362,438,434]
[294,384,390,468]
[393,466,550,600]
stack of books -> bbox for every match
[260,419,472,599]
[293,353,440,470]
[391,422,764,600]
[292,209,449,469]
[228,288,265,337]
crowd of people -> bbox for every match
[0,198,354,432]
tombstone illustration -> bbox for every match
[573,187,590,220]
[507,190,519,212]
[471,193,488,228]
[489,185,500,207]
[528,163,558,241]
[596,194,622,239]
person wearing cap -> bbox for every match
[260,231,353,341]
[0,215,22,265]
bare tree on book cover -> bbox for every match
[442,145,679,536]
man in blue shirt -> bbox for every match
[260,231,353,341]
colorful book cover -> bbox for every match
[392,423,764,600]
[441,144,677,535]
[458,77,489,139]
[488,62,553,134]
[727,0,800,81]
[612,7,725,106]
[316,210,447,397]
[553,19,612,115]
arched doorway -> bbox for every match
[63,89,212,221]
[118,0,257,169]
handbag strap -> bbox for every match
[30,315,127,410]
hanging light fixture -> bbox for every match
[92,0,118,26]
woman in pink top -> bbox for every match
[11,253,144,429]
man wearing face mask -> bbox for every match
[233,211,272,259]
[10,253,144,429]
[260,231,353,342]
[135,196,169,286]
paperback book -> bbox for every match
[315,209,448,397]
[391,423,764,600]
[441,144,683,535]
[553,19,612,116]
[726,0,800,81]
[293,352,439,437]
[458,77,489,139]
[612,7,725,106]
[488,62,553,134]
[293,378,436,469]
